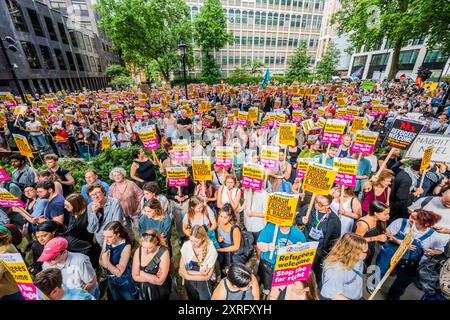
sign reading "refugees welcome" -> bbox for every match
[384,117,424,150]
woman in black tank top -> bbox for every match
[130,148,157,188]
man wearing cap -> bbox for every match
[39,237,99,298]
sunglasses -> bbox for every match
[141,232,156,239]
[315,200,328,207]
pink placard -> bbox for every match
[0,198,26,208]
[0,168,10,182]
[151,110,161,117]
[215,158,232,168]
[174,151,190,161]
[296,168,306,179]
[241,176,263,191]
[142,139,159,150]
[322,132,343,144]
[260,158,277,170]
[237,119,248,126]
[272,265,313,286]
[351,141,375,154]
[334,172,356,187]
[168,178,188,187]
[292,116,302,123]
[202,120,212,128]
[16,282,38,300]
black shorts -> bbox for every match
[257,259,274,291]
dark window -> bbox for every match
[21,41,41,69]
[54,48,67,70]
[399,50,419,65]
[66,51,76,70]
[44,17,58,41]
[423,49,448,63]
[69,31,78,47]
[40,46,55,69]
[58,23,69,44]
[5,0,28,32]
[75,53,84,71]
[27,9,44,37]
[77,32,85,50]
[370,53,390,66]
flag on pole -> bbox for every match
[351,66,364,78]
[261,68,270,88]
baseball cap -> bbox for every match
[37,237,68,262]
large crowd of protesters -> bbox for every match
[1,78,450,301]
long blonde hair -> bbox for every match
[140,228,167,248]
[324,233,367,270]
[190,225,209,264]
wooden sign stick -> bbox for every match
[374,147,396,179]
[304,193,317,222]
[269,224,279,260]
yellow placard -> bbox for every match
[198,101,212,112]
[166,167,188,179]
[264,192,299,226]
[350,117,368,134]
[278,123,297,146]
[337,98,346,108]
[420,146,433,173]
[13,134,33,158]
[301,119,314,134]
[216,147,233,160]
[302,163,339,195]
[346,106,360,117]
[333,158,358,175]
[317,118,326,129]
[102,136,111,149]
[248,107,259,122]
[323,119,346,135]
[192,157,212,181]
[261,145,279,160]
[353,130,378,145]
[242,165,264,180]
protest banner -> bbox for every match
[316,117,326,129]
[139,126,159,150]
[237,111,248,126]
[173,139,190,161]
[346,106,360,119]
[248,107,259,122]
[420,146,433,173]
[135,107,144,120]
[261,117,269,130]
[242,164,265,191]
[264,192,299,227]
[0,166,10,182]
[192,156,212,181]
[404,134,450,163]
[361,81,375,90]
[335,108,347,120]
[215,146,233,168]
[272,242,319,287]
[278,123,297,146]
[351,130,379,154]
[333,158,358,187]
[302,163,339,196]
[368,229,413,300]
[371,105,389,116]
[275,114,286,128]
[350,117,368,134]
[232,108,239,118]
[198,101,211,113]
[301,119,314,135]
[0,253,39,300]
[260,145,279,170]
[109,105,123,120]
[0,191,26,208]
[292,97,300,109]
[306,127,322,145]
[268,113,276,127]
[202,115,214,128]
[264,192,300,259]
[292,110,302,123]
[322,119,347,144]
[150,104,162,117]
[384,117,425,150]
[101,135,111,150]
[296,158,319,179]
[166,167,189,187]
[13,134,33,158]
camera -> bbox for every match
[187,261,200,271]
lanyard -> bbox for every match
[314,211,328,228]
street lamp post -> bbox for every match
[1,36,26,102]
[178,43,188,100]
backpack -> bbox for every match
[415,253,448,295]
[231,225,254,264]
[440,258,450,300]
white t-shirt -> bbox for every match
[180,239,218,272]
[408,197,450,243]
[321,261,364,300]
[331,198,355,237]
[43,252,97,291]
[243,188,268,233]
[386,219,446,251]
[26,120,42,136]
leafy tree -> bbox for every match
[193,0,233,80]
[95,0,193,81]
[316,42,341,81]
[333,0,450,80]
[109,74,135,88]
[105,64,129,78]
[243,59,265,75]
[286,43,312,81]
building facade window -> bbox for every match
[69,31,78,47]
[66,51,77,70]
[58,23,69,44]
[54,48,67,70]
[398,50,419,65]
[423,49,448,63]
[27,9,45,37]
[75,53,84,71]
[40,45,55,69]
[44,17,58,41]
[5,0,28,32]
[84,35,92,51]
[21,41,41,69]
[370,53,390,66]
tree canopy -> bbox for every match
[286,43,312,81]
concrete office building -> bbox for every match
[348,37,450,80]
[186,0,325,77]
[0,0,120,96]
